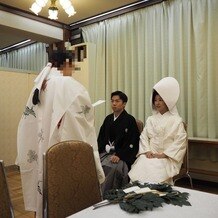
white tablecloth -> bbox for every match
[67,187,218,218]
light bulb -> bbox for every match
[60,0,71,10]
[30,2,42,15]
[65,6,76,17]
[48,8,58,20]
[36,0,48,7]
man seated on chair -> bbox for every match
[98,91,140,195]
[16,51,105,218]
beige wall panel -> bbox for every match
[0,70,37,166]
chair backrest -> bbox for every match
[135,119,144,134]
[43,140,102,218]
[0,160,14,218]
[181,122,189,170]
[173,123,189,181]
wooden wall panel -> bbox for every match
[0,69,37,166]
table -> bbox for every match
[67,187,218,218]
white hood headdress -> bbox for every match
[151,77,180,115]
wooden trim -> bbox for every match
[190,168,218,177]
[0,1,168,32]
[188,138,218,181]
[189,138,218,148]
[70,0,168,30]
[0,2,69,29]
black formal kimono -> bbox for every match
[98,110,140,194]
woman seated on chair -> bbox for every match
[128,77,187,185]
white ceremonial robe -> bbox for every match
[17,67,105,217]
[128,111,187,184]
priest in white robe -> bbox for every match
[16,62,105,217]
[128,77,187,185]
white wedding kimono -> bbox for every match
[128,77,187,184]
[16,63,105,217]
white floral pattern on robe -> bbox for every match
[17,65,105,217]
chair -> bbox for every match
[0,160,14,218]
[173,123,193,188]
[135,119,144,134]
[173,146,193,188]
[43,140,102,218]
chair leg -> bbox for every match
[173,177,179,185]
[173,172,193,189]
[186,172,193,189]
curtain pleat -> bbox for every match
[82,0,218,143]
[0,42,48,72]
[82,22,106,132]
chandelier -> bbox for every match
[30,0,76,20]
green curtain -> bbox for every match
[0,42,48,72]
[82,22,107,132]
[82,0,218,141]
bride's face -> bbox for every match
[154,95,168,114]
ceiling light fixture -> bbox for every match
[30,0,76,20]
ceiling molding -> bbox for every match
[0,2,69,29]
[0,0,168,51]
[0,40,36,54]
[70,0,166,30]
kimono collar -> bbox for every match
[32,63,62,105]
[113,110,127,121]
[34,63,52,92]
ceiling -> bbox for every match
[0,0,142,50]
